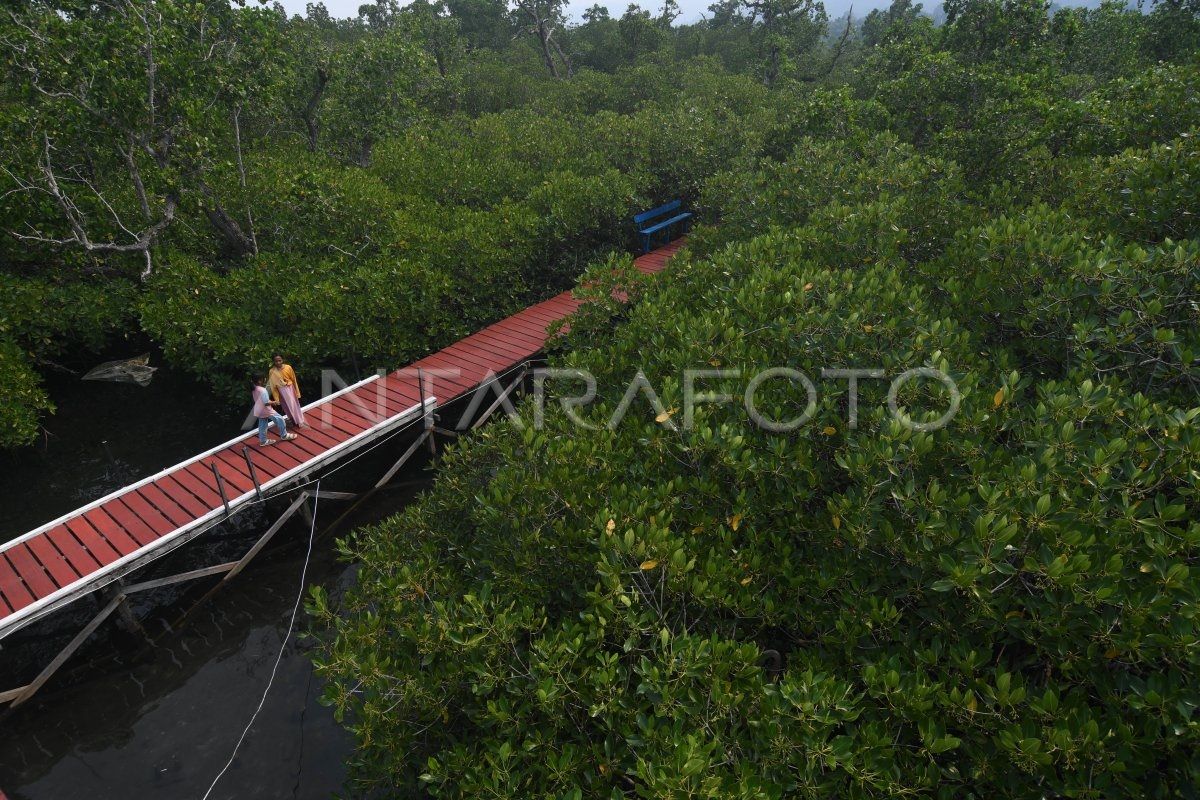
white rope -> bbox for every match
[200,480,322,800]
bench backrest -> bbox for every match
[634,199,682,227]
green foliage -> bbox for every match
[1061,133,1200,244]
[0,339,54,448]
[301,6,1200,793]
[693,133,968,261]
[316,222,1200,797]
[928,206,1200,402]
[0,273,137,358]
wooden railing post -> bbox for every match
[209,462,231,516]
[241,446,263,501]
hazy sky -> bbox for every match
[274,0,892,24]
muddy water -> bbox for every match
[0,360,426,799]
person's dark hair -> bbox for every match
[250,375,263,387]
[272,352,284,361]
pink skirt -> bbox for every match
[278,384,305,427]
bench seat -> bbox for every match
[634,199,693,252]
[640,211,693,236]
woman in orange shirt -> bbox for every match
[267,353,306,428]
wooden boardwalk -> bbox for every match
[0,240,684,640]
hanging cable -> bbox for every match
[200,481,322,800]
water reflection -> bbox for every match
[0,538,357,800]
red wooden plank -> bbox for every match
[214,449,274,487]
[173,466,227,507]
[334,392,396,426]
[495,309,557,332]
[0,556,36,611]
[150,478,210,518]
[320,402,378,435]
[339,388,400,422]
[534,292,579,309]
[101,501,168,551]
[294,423,343,453]
[521,306,566,325]
[0,589,13,616]
[419,352,486,380]
[459,329,535,355]
[268,435,320,469]
[248,440,305,475]
[440,343,510,373]
[241,445,289,476]
[139,482,199,526]
[359,381,419,416]
[203,456,255,496]
[64,517,123,564]
[26,535,80,587]
[306,411,360,440]
[6,544,58,598]
[376,377,423,405]
[309,401,373,436]
[282,430,326,459]
[406,363,471,394]
[86,506,154,549]
[119,492,178,536]
[45,524,108,574]
[475,318,547,346]
[481,322,549,350]
[455,335,531,362]
[511,310,557,328]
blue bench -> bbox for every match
[634,199,693,253]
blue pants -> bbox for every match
[258,414,287,444]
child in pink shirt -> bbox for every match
[251,376,297,446]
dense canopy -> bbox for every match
[2,0,1199,796]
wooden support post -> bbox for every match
[108,582,148,640]
[299,492,315,529]
[309,490,358,502]
[374,430,431,489]
[242,446,263,501]
[210,462,231,516]
[219,491,311,586]
[7,593,125,708]
[469,366,528,431]
[122,561,240,595]
[417,368,437,457]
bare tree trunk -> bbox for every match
[203,204,257,258]
[550,30,574,77]
[356,136,375,168]
[300,66,329,153]
[537,18,561,78]
[764,42,780,86]
[232,104,258,256]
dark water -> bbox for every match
[0,360,431,799]
[0,366,236,542]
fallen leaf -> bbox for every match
[803,282,814,291]
[862,324,874,332]
[606,519,615,534]
[740,576,753,586]
[729,513,742,531]
[822,426,837,435]
[640,559,659,570]
[993,388,1005,408]
[832,515,841,530]
[655,407,677,423]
